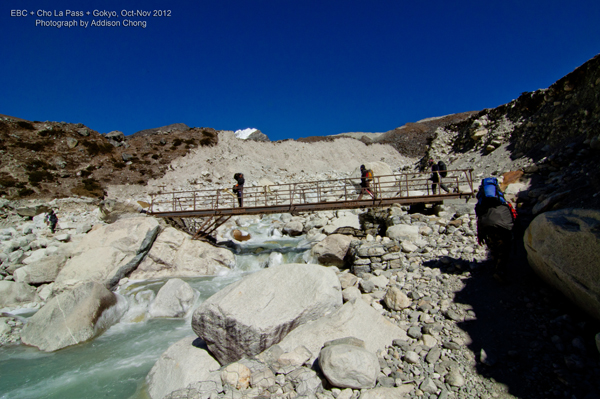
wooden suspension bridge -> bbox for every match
[147,169,475,241]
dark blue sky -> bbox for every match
[2,1,599,140]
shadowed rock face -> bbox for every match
[524,208,600,321]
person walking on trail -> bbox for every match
[429,159,450,195]
[45,209,58,234]
[475,177,517,282]
[357,165,375,200]
[232,173,245,207]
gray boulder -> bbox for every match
[383,286,411,311]
[146,336,221,399]
[386,224,419,242]
[323,214,361,234]
[246,129,270,142]
[0,281,39,307]
[319,338,379,389]
[130,227,234,280]
[148,278,197,318]
[98,199,144,223]
[282,221,304,236]
[54,216,159,291]
[276,298,408,366]
[21,281,127,352]
[15,204,50,218]
[192,264,342,365]
[524,209,600,320]
[14,254,67,285]
[311,234,353,267]
[105,130,125,142]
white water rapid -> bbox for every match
[0,215,313,399]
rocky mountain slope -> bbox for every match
[0,118,218,199]
[426,53,600,214]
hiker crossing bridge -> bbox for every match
[148,169,475,240]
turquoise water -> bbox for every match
[0,219,310,399]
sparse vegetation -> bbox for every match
[18,188,35,197]
[28,170,55,185]
[16,140,53,152]
[16,121,35,130]
[71,178,105,198]
[25,160,55,171]
[199,129,218,146]
[0,173,18,188]
[82,140,114,156]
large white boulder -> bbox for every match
[148,278,197,318]
[275,298,408,366]
[191,264,342,365]
[282,221,304,236]
[319,338,379,389]
[54,217,159,291]
[0,281,39,308]
[129,227,234,280]
[146,336,222,399]
[13,254,67,285]
[21,281,127,352]
[323,214,361,234]
[524,208,600,320]
[386,224,419,242]
[311,234,353,267]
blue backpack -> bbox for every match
[476,177,507,206]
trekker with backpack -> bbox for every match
[475,177,518,282]
[429,159,450,195]
[233,173,244,207]
[45,209,58,234]
[357,165,375,200]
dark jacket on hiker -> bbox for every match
[475,194,515,276]
[429,160,449,194]
[233,173,245,206]
[45,210,58,233]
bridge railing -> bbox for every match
[148,169,474,214]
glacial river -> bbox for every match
[0,216,312,399]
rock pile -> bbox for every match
[144,199,600,399]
